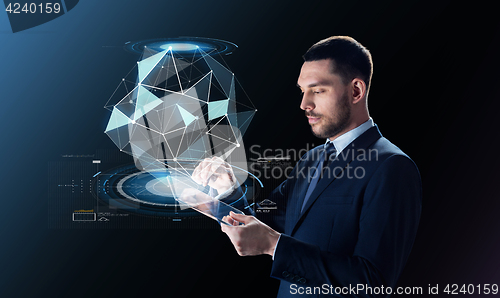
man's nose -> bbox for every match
[300,93,315,111]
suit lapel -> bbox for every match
[285,150,319,233]
[289,125,383,235]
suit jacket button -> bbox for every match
[293,275,301,282]
[298,278,307,284]
[282,271,290,278]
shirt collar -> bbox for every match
[325,118,375,154]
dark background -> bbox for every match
[1,1,499,297]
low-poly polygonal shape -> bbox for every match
[104,41,256,209]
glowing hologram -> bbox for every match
[104,38,256,220]
[208,99,229,120]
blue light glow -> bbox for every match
[125,37,237,57]
[160,43,199,52]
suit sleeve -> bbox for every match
[259,177,289,233]
[270,154,422,296]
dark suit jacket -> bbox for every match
[222,125,421,297]
[259,125,422,297]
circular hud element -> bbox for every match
[124,37,238,57]
[93,164,259,218]
[94,164,200,217]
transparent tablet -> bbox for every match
[175,187,244,226]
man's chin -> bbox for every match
[311,126,327,139]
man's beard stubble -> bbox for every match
[307,92,351,139]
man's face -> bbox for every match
[297,59,351,140]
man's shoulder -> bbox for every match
[372,137,407,158]
[369,136,419,173]
[295,127,417,167]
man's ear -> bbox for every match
[351,78,366,104]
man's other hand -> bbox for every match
[221,211,281,256]
[191,156,236,194]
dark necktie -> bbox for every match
[301,143,337,213]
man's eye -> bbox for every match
[313,90,324,94]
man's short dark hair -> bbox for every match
[303,36,373,92]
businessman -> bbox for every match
[192,36,422,297]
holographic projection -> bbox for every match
[101,37,259,224]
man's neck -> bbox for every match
[328,116,370,142]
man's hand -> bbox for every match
[221,211,281,256]
[191,156,236,194]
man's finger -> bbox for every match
[200,160,217,185]
[229,211,251,224]
[192,158,210,184]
